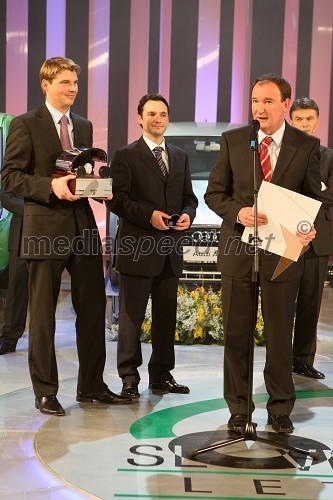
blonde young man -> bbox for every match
[1,57,131,415]
[290,97,333,379]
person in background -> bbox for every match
[205,74,320,434]
[0,193,29,354]
[290,97,333,379]
[107,93,198,399]
[1,57,131,415]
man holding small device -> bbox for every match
[108,93,198,399]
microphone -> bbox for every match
[249,120,260,150]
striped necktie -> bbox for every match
[260,136,273,182]
[153,146,168,178]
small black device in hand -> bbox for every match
[164,214,180,227]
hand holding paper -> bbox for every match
[242,181,321,262]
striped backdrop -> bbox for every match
[1,0,333,230]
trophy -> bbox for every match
[53,147,112,197]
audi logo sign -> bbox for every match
[190,229,220,244]
[182,227,220,264]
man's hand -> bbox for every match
[296,225,316,246]
[173,213,190,231]
[50,175,81,201]
[238,207,268,227]
[150,210,170,230]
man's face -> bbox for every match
[251,81,290,135]
[41,70,78,113]
[290,108,319,135]
[137,100,169,142]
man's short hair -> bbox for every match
[39,57,81,85]
[289,97,319,119]
[137,93,170,116]
[251,73,291,101]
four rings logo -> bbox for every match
[190,229,220,244]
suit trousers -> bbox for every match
[117,256,179,384]
[27,253,107,397]
[222,268,299,416]
[293,246,329,366]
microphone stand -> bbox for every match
[188,131,319,462]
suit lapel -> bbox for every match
[71,113,91,147]
[36,105,62,153]
[72,115,82,146]
[165,144,178,181]
[319,146,331,185]
[271,123,297,185]
[239,127,263,190]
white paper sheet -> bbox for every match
[242,181,321,261]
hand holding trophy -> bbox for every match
[52,147,112,199]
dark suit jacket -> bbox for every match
[0,192,23,252]
[107,136,198,277]
[311,145,333,256]
[205,121,322,281]
[0,191,29,339]
[1,104,99,259]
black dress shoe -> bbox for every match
[0,341,16,355]
[76,387,132,404]
[149,378,190,394]
[268,414,294,433]
[293,364,325,379]
[227,414,247,432]
[121,382,140,398]
[35,395,65,416]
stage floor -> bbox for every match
[0,286,332,499]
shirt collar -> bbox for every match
[45,101,71,126]
[143,135,166,152]
[258,120,285,146]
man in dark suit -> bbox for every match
[0,193,29,354]
[289,98,333,379]
[1,57,131,415]
[205,74,321,434]
[107,93,197,399]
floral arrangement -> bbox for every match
[141,285,265,346]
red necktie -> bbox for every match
[260,136,273,182]
[59,115,72,151]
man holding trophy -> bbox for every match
[1,57,131,416]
